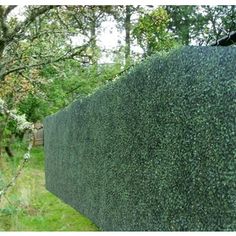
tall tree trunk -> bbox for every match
[5,134,15,158]
[0,118,15,158]
[124,6,131,67]
[0,40,5,79]
[0,127,4,158]
[90,11,97,65]
[183,20,190,45]
[0,40,4,59]
[229,5,236,32]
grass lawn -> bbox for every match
[0,144,99,231]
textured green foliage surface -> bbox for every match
[44,46,236,231]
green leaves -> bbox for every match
[165,6,236,46]
[133,7,176,55]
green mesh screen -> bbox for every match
[44,46,236,231]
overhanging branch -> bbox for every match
[211,31,236,46]
[4,5,17,18]
[5,6,57,45]
[0,43,90,78]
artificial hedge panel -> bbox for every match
[44,46,236,231]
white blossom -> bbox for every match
[24,152,30,160]
[0,97,34,199]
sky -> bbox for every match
[96,12,144,63]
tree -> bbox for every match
[124,6,132,66]
[164,5,236,46]
[164,6,199,45]
[0,6,104,82]
[198,5,236,45]
[65,6,116,65]
[133,7,176,56]
[18,59,123,124]
[0,5,102,156]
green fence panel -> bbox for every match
[44,46,236,231]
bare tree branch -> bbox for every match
[0,6,58,59]
[4,5,17,18]
[55,8,71,31]
[0,6,17,38]
[5,6,56,44]
[0,42,91,78]
[0,5,94,82]
[0,6,9,37]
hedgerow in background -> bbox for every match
[44,46,236,231]
[18,60,123,123]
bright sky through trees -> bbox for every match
[9,5,144,64]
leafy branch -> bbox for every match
[0,42,92,78]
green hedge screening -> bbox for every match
[44,46,236,231]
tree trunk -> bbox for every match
[0,120,5,158]
[124,6,131,67]
[90,11,97,65]
[0,118,15,158]
[5,146,14,157]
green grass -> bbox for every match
[0,144,99,231]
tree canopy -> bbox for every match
[0,5,235,141]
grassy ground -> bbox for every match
[0,144,99,231]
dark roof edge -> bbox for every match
[211,31,236,46]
